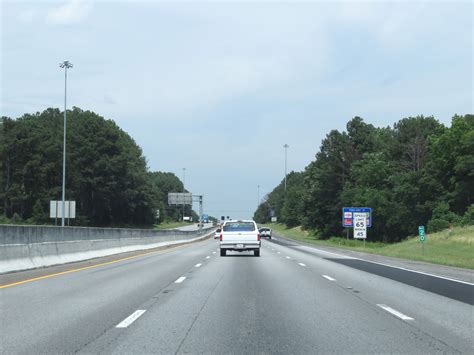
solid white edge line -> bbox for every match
[195,263,202,268]
[297,245,356,259]
[295,243,473,286]
[298,263,306,267]
[116,310,146,328]
[355,258,474,286]
[322,275,336,281]
[175,276,186,283]
[377,304,414,321]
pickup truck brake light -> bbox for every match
[257,233,261,241]
[220,234,222,241]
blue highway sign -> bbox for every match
[342,207,372,228]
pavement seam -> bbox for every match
[272,233,473,284]
[174,272,225,355]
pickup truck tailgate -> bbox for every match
[221,231,258,243]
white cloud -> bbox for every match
[86,3,330,122]
[46,0,93,25]
[18,9,36,24]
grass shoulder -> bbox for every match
[269,223,474,269]
[153,221,190,230]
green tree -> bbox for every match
[426,114,474,215]
[0,107,178,227]
[148,171,188,222]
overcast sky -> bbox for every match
[1,0,472,219]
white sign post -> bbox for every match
[353,212,367,240]
[50,201,76,225]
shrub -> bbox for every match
[428,218,450,233]
[461,204,474,226]
[31,199,47,224]
[11,212,21,224]
[431,201,460,223]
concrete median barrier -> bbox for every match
[0,224,213,274]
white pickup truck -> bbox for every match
[219,220,261,257]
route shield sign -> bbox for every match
[353,213,367,239]
[342,207,372,228]
[418,226,425,242]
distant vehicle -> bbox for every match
[220,220,261,257]
[214,228,221,239]
[259,227,272,239]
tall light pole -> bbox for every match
[257,185,260,206]
[283,144,289,191]
[59,60,73,227]
[182,168,186,221]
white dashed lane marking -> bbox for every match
[286,256,291,259]
[322,275,336,281]
[206,256,211,259]
[195,263,202,268]
[116,310,146,328]
[174,276,186,283]
[298,263,306,267]
[377,304,414,321]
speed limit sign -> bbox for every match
[353,213,367,239]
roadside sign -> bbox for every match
[168,193,193,206]
[418,226,425,242]
[353,213,367,239]
[271,217,277,223]
[342,207,372,227]
[50,201,76,219]
[269,208,276,218]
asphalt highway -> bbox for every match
[0,237,472,354]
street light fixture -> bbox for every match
[182,167,186,221]
[59,60,73,227]
[283,144,289,191]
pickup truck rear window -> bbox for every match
[223,222,255,232]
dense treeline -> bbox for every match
[0,107,191,227]
[254,115,474,242]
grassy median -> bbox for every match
[268,224,474,269]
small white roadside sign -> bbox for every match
[353,212,367,239]
[50,201,76,219]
